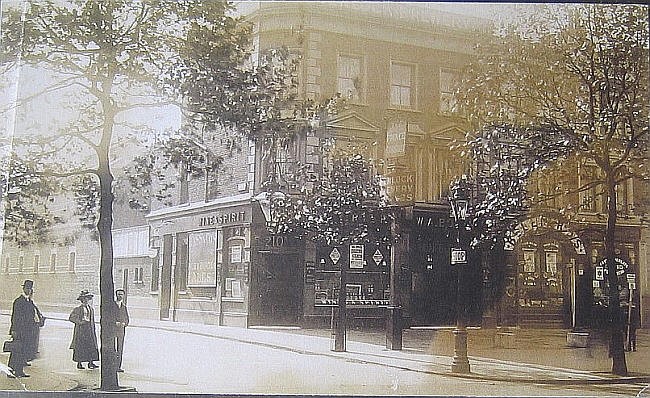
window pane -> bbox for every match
[390,86,401,105]
[400,87,410,106]
[545,252,557,274]
[391,63,412,107]
[523,251,535,273]
[230,245,242,263]
[338,55,361,100]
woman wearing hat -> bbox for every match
[68,290,99,369]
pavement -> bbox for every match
[1,311,649,393]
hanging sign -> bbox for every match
[385,121,406,157]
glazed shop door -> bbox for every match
[256,252,303,326]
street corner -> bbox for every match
[0,359,78,392]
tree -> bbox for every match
[266,145,391,351]
[0,0,260,389]
[458,4,649,375]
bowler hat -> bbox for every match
[22,280,34,289]
[77,289,94,300]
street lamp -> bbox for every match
[254,190,286,233]
[449,175,471,374]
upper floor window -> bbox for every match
[33,254,40,274]
[390,62,415,108]
[338,55,363,101]
[439,69,459,114]
[68,250,76,272]
[579,165,603,213]
[578,164,633,215]
[114,226,150,258]
[616,179,631,214]
[179,165,189,205]
[134,267,144,284]
[50,252,57,272]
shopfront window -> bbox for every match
[187,230,217,287]
[222,227,248,300]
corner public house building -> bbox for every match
[1,3,647,332]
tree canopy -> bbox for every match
[458,3,649,375]
[0,0,297,389]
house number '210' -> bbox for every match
[260,236,285,247]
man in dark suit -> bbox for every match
[113,289,129,372]
[7,280,39,378]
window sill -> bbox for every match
[386,107,422,114]
[221,296,245,303]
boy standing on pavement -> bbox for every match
[114,289,129,372]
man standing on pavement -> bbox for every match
[7,280,39,378]
[113,289,129,372]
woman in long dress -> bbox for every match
[68,290,99,369]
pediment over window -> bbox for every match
[425,123,467,144]
[326,112,380,134]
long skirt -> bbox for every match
[72,323,99,363]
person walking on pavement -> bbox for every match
[25,289,45,365]
[6,280,40,378]
[68,290,99,370]
[113,289,129,373]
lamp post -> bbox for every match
[449,176,470,374]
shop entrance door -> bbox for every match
[256,253,303,326]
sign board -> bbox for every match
[372,249,384,266]
[628,282,636,290]
[627,273,636,282]
[329,248,341,265]
[595,266,604,281]
[451,248,466,265]
[350,245,364,269]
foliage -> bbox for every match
[267,149,392,246]
[457,3,649,375]
[0,154,59,246]
[0,0,268,389]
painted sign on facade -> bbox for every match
[188,230,217,286]
[387,172,415,203]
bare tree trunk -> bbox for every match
[97,106,119,390]
[605,173,627,376]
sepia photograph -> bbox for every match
[0,1,648,396]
